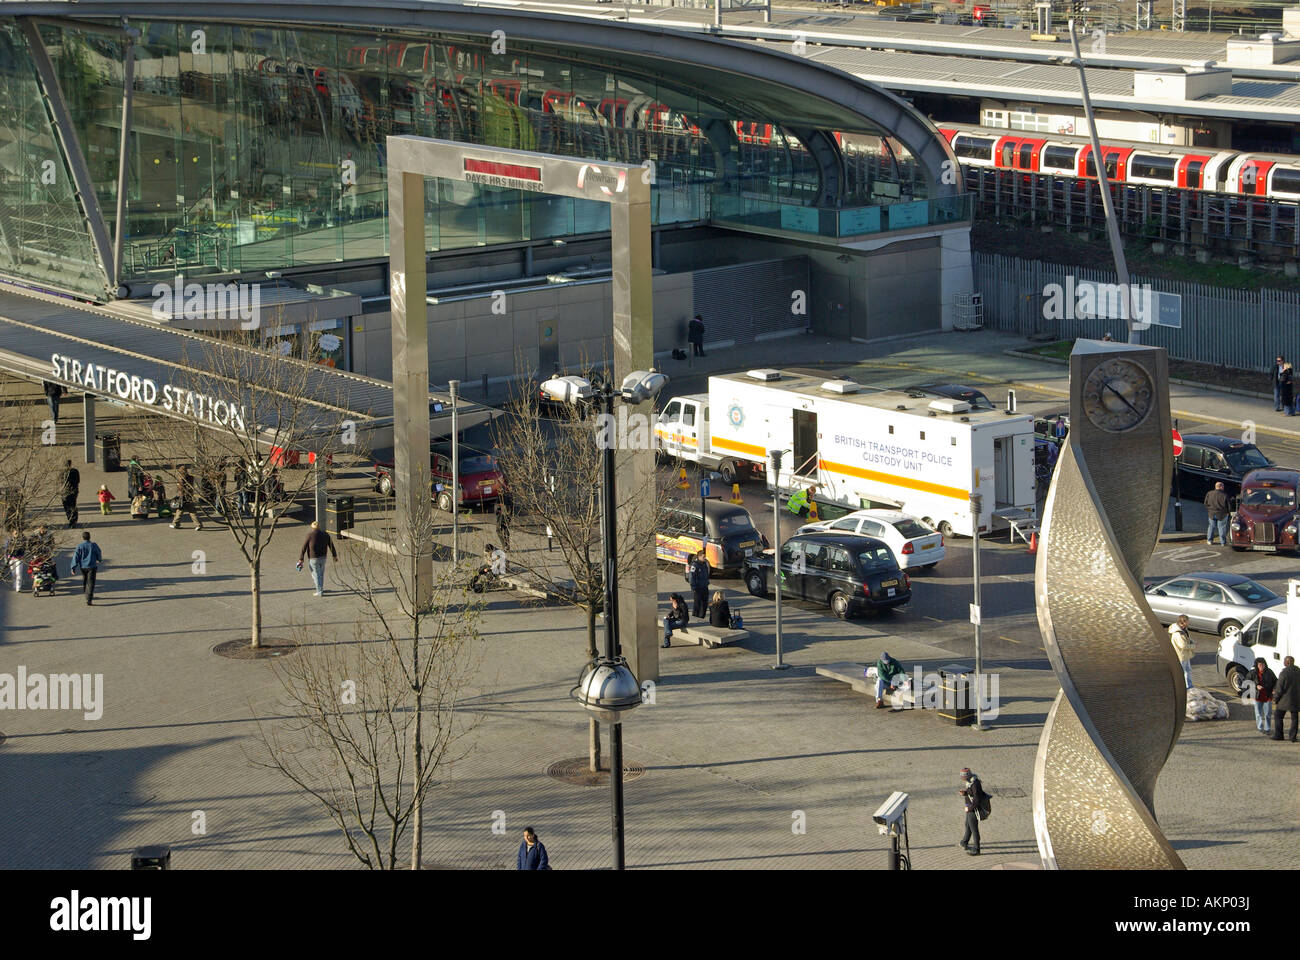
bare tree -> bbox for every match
[0,384,69,584]
[253,492,483,869]
[491,364,669,772]
[135,328,358,649]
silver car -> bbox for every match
[1143,572,1284,638]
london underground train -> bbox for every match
[936,123,1300,201]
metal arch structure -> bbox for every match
[387,135,659,681]
[9,0,964,202]
[1032,340,1186,870]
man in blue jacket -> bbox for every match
[71,530,102,605]
[687,550,711,617]
[516,827,550,870]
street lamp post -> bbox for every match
[770,449,790,670]
[971,492,986,731]
[449,378,459,564]
[565,368,667,870]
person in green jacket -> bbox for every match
[786,484,817,518]
[874,651,908,709]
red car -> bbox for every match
[1231,469,1300,553]
[373,444,505,513]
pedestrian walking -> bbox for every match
[494,501,510,551]
[688,313,706,357]
[70,530,102,605]
[958,767,986,856]
[516,827,550,870]
[1168,615,1195,689]
[151,474,170,519]
[126,457,145,499]
[1271,655,1299,742]
[60,459,80,528]
[233,459,249,516]
[1272,355,1288,412]
[297,520,338,596]
[1204,481,1230,545]
[874,651,908,708]
[687,549,710,617]
[4,526,26,592]
[97,484,116,515]
[1248,657,1277,735]
[171,466,203,530]
[1282,362,1295,417]
[42,380,63,422]
[663,593,689,647]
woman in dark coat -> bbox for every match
[516,827,550,870]
[708,590,731,628]
[1282,362,1295,416]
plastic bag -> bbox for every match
[1185,686,1228,721]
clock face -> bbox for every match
[1082,358,1155,433]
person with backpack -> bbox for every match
[958,767,987,856]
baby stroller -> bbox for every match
[30,557,57,596]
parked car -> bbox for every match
[795,509,945,570]
[903,383,993,410]
[1144,572,1284,639]
[742,531,911,619]
[1230,468,1300,553]
[656,500,767,574]
[1174,434,1272,499]
[373,443,505,512]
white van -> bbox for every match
[1217,578,1300,692]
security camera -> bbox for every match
[620,369,668,405]
[873,791,909,832]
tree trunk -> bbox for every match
[585,603,602,771]
[250,557,262,649]
[411,653,423,870]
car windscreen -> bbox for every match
[714,511,755,536]
[1224,445,1271,472]
[857,545,897,573]
[892,518,933,539]
[458,455,497,474]
[1241,485,1296,507]
[1230,578,1279,604]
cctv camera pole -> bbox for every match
[771,449,789,670]
[1069,20,1137,345]
[971,492,986,731]
[597,379,627,870]
[449,379,459,564]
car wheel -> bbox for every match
[746,570,766,597]
[1219,619,1243,641]
[1226,663,1248,695]
[938,521,954,538]
[436,491,454,513]
[720,461,739,485]
[829,591,851,619]
[378,474,393,497]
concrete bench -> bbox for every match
[499,574,577,603]
[816,662,917,707]
[669,624,749,649]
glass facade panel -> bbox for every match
[1,16,947,295]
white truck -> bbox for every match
[654,368,1036,538]
[1218,578,1300,694]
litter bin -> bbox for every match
[326,495,354,535]
[96,433,121,472]
[939,668,975,727]
[131,845,171,870]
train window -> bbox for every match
[953,135,993,161]
[1130,155,1177,181]
[1272,168,1300,197]
[1084,153,1119,178]
[1041,146,1076,170]
[1019,144,1033,168]
[1001,143,1014,166]
[1185,160,1204,190]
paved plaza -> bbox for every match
[1,331,1296,870]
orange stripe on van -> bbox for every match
[819,458,969,502]
[712,435,765,457]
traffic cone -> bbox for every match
[730,483,744,505]
[808,499,819,521]
[677,466,689,489]
[1027,531,1038,555]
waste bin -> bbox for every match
[96,433,121,472]
[939,669,975,726]
[327,495,354,534]
[131,845,171,870]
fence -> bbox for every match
[973,251,1300,373]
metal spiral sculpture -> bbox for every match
[1032,342,1186,870]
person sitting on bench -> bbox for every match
[663,594,689,648]
[875,651,908,709]
[708,590,731,628]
